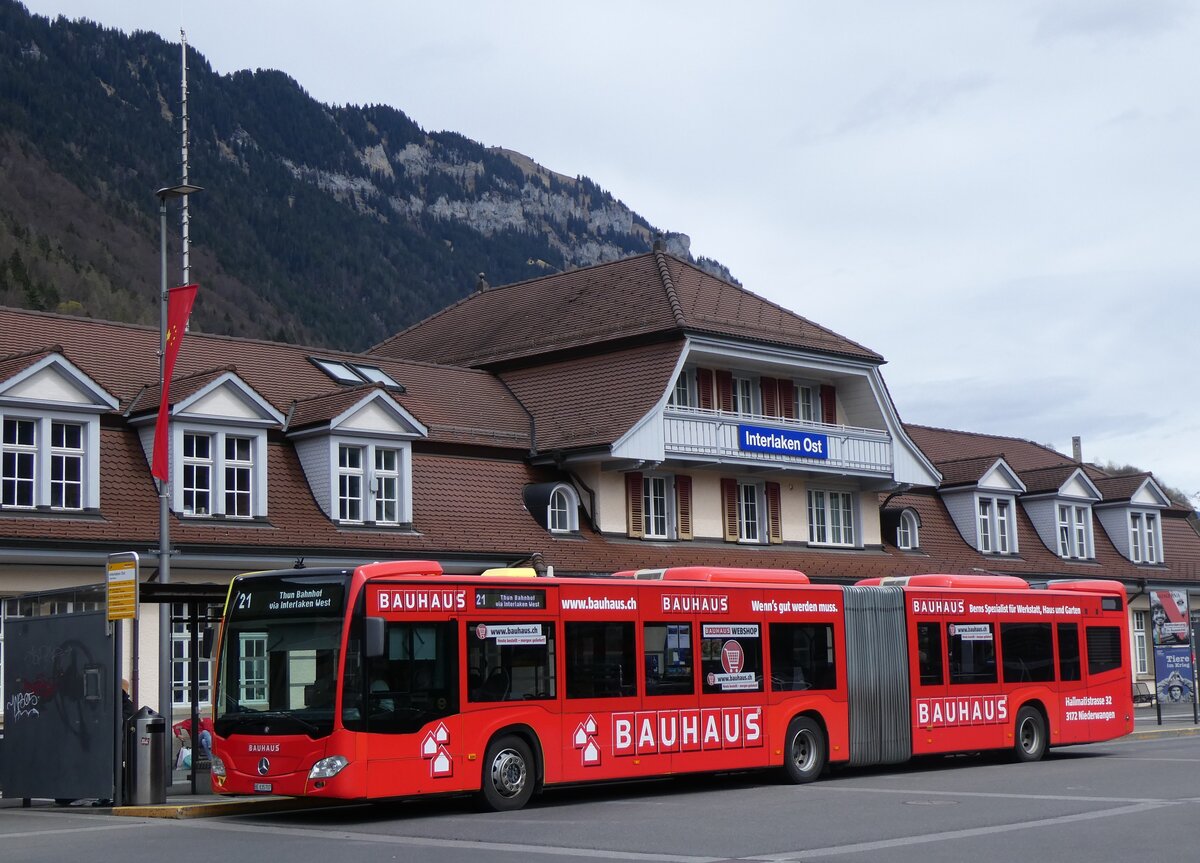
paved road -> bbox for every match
[3,733,1199,863]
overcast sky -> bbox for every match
[23,1,1200,504]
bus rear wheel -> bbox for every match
[782,717,826,783]
[481,735,535,811]
[1012,706,1046,763]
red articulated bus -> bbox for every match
[208,562,1132,810]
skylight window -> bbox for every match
[310,358,404,390]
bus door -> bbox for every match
[940,616,1006,751]
[557,584,642,784]
[1052,620,1089,744]
[359,616,462,797]
[909,616,949,756]
[1079,618,1129,742]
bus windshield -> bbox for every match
[214,571,350,739]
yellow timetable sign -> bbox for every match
[107,552,139,621]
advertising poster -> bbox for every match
[1150,590,1196,705]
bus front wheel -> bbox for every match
[782,717,826,783]
[481,735,535,811]
[1012,706,1046,763]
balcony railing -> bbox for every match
[663,406,893,475]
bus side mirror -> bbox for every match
[202,626,216,659]
[365,616,386,659]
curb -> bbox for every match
[112,796,330,819]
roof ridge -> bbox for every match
[905,423,1072,461]
[653,249,687,328]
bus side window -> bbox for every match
[1085,625,1123,676]
[467,621,557,702]
[916,622,943,686]
[1000,623,1054,683]
[1057,623,1081,682]
[947,622,997,684]
[644,623,694,696]
[768,623,836,691]
[565,622,636,698]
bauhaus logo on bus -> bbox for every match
[662,594,728,614]
[374,588,466,613]
[917,695,1008,728]
[612,707,764,755]
[738,424,829,460]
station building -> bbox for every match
[1,248,1197,725]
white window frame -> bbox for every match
[338,444,365,522]
[1057,503,1092,560]
[548,484,580,533]
[1129,511,1161,564]
[643,474,673,539]
[670,371,691,408]
[331,437,413,527]
[373,447,400,524]
[732,376,755,416]
[1,411,100,511]
[49,420,84,510]
[182,431,213,516]
[2,416,37,509]
[977,495,1016,554]
[224,435,253,518]
[176,426,264,519]
[808,489,856,547]
[1132,610,1148,676]
[737,481,764,543]
[897,510,919,550]
[794,384,816,422]
[239,632,268,707]
[171,602,217,708]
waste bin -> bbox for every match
[130,707,166,805]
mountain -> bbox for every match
[0,1,735,351]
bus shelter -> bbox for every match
[0,581,225,804]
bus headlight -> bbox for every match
[309,755,349,779]
[209,754,226,778]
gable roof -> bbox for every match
[371,251,883,368]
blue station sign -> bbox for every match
[738,424,829,459]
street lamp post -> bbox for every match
[155,183,201,792]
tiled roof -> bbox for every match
[0,306,529,449]
[372,251,883,367]
[0,346,61,383]
[129,367,237,417]
[934,454,1007,487]
[1018,464,1090,495]
[500,340,684,452]
[905,424,1072,472]
[1090,473,1152,503]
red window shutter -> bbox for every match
[675,475,693,540]
[720,477,739,542]
[780,382,796,420]
[766,481,783,544]
[761,377,778,417]
[697,368,714,410]
[626,472,644,538]
[820,385,837,425]
[716,371,734,413]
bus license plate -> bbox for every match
[254,783,272,793]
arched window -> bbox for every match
[897,509,920,550]
[548,484,579,533]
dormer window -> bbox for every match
[977,496,1015,554]
[3,415,93,511]
[548,484,580,533]
[335,441,407,525]
[179,429,261,518]
[1130,512,1161,564]
[897,509,919,550]
[1057,504,1092,559]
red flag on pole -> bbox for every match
[151,283,199,482]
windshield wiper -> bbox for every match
[218,710,320,735]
